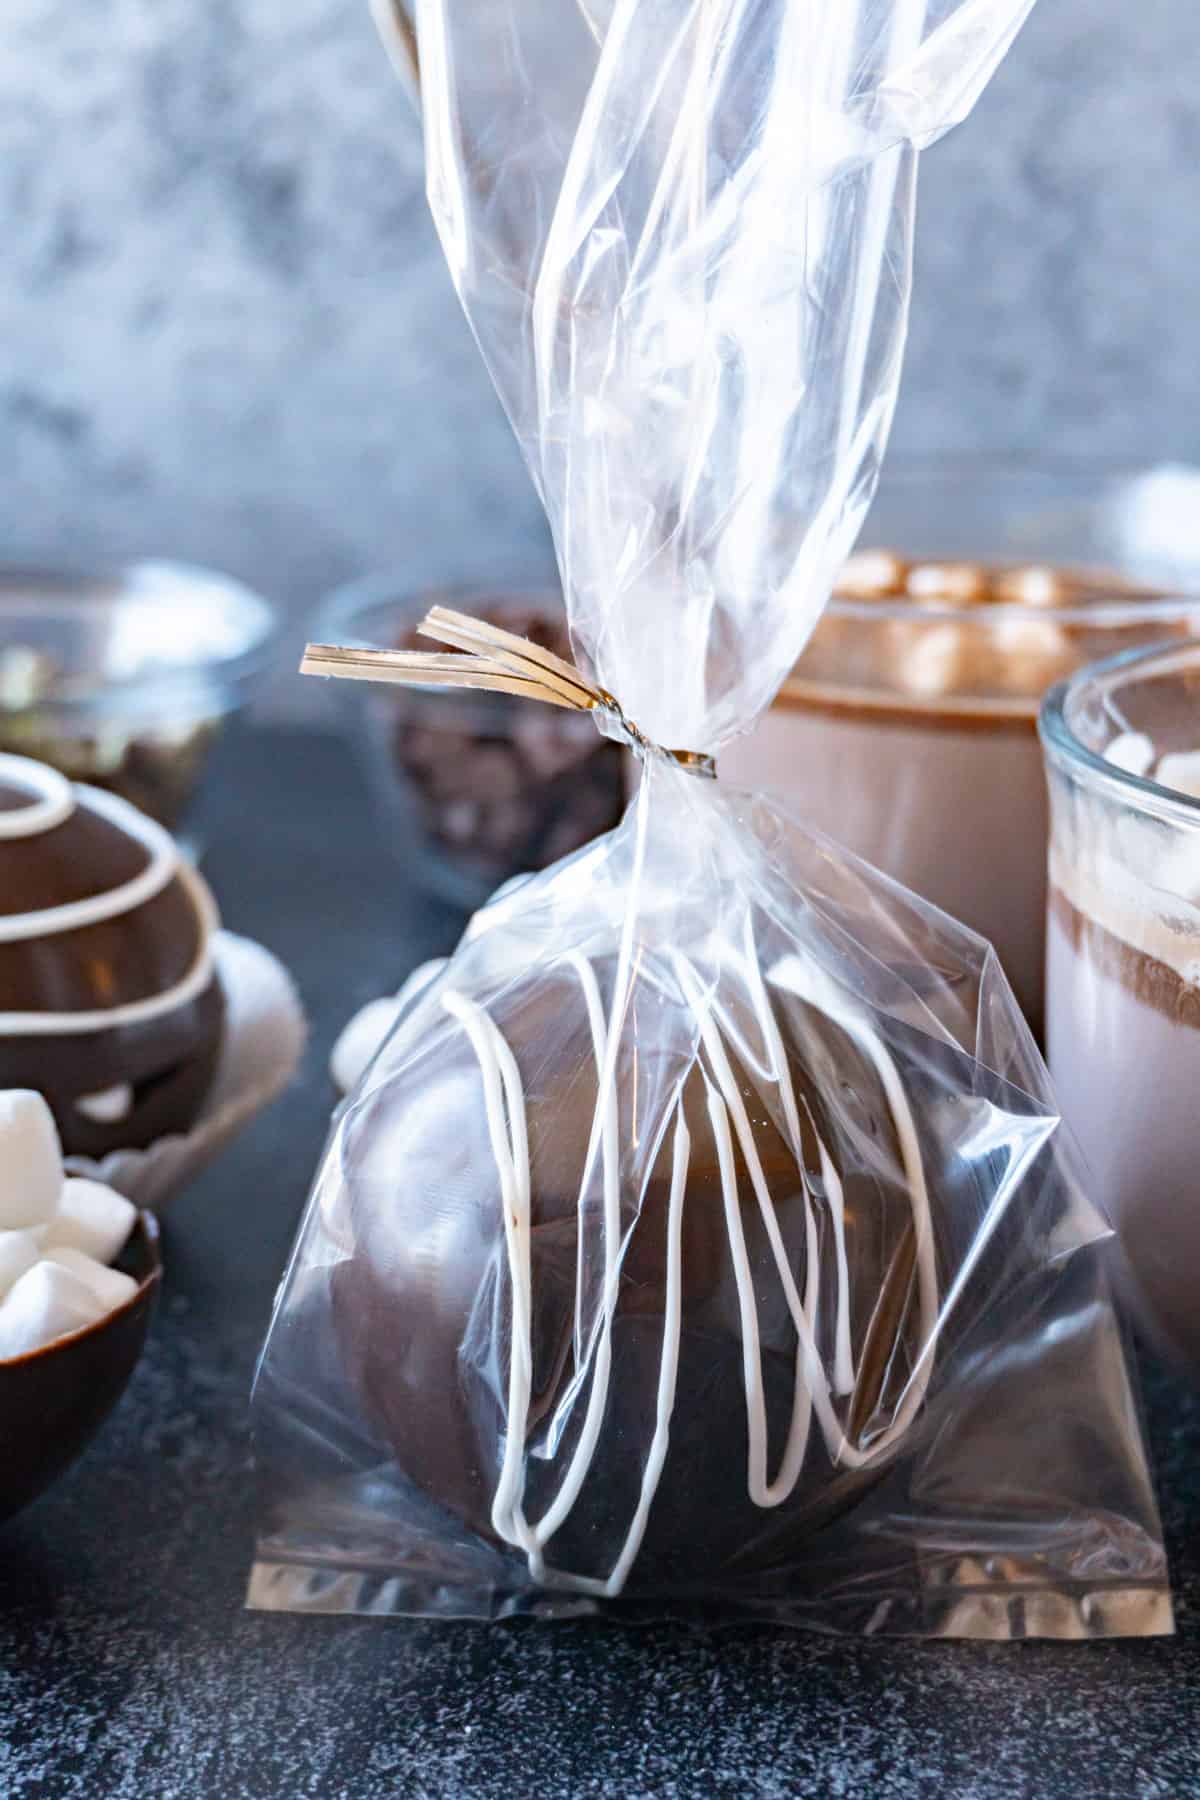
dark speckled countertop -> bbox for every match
[2,724,1199,1800]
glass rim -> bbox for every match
[0,559,279,720]
[826,591,1200,629]
[317,571,564,631]
[1039,635,1200,828]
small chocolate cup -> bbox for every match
[0,1211,161,1521]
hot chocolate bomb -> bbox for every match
[330,957,938,1596]
[0,754,224,1157]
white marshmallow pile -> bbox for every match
[1106,733,1200,800]
[0,1091,138,1362]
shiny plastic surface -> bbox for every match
[254,763,1167,1631]
[251,0,1168,1633]
[412,0,1036,754]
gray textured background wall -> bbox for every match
[4,0,1199,701]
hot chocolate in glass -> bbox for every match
[1043,638,1200,1374]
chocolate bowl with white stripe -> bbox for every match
[0,754,224,1157]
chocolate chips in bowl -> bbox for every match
[319,582,627,907]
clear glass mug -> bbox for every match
[1042,637,1200,1374]
[721,458,1200,1035]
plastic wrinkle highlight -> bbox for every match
[442,940,941,1595]
[445,955,686,1599]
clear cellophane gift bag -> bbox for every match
[249,0,1171,1636]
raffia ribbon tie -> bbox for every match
[301,606,717,779]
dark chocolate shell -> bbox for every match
[329,960,928,1595]
[0,754,224,1155]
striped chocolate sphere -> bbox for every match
[0,754,224,1156]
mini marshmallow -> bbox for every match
[0,1090,64,1229]
[989,615,1073,691]
[1148,834,1200,903]
[837,548,904,598]
[1154,751,1200,800]
[330,996,404,1095]
[1105,732,1156,777]
[891,621,966,699]
[906,561,987,607]
[393,958,448,1011]
[0,1261,106,1361]
[992,565,1062,608]
[74,1084,134,1126]
[330,960,450,1094]
[43,1178,136,1266]
[0,1229,41,1299]
[44,1247,138,1313]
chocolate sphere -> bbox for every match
[0,754,224,1156]
[328,960,930,1596]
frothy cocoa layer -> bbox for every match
[1049,884,1200,1032]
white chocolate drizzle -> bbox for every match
[0,756,75,839]
[0,782,178,945]
[0,756,218,1037]
[442,944,940,1596]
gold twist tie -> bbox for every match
[301,606,717,779]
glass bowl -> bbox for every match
[0,561,280,831]
[316,576,626,908]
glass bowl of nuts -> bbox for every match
[0,562,279,832]
[317,576,628,908]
